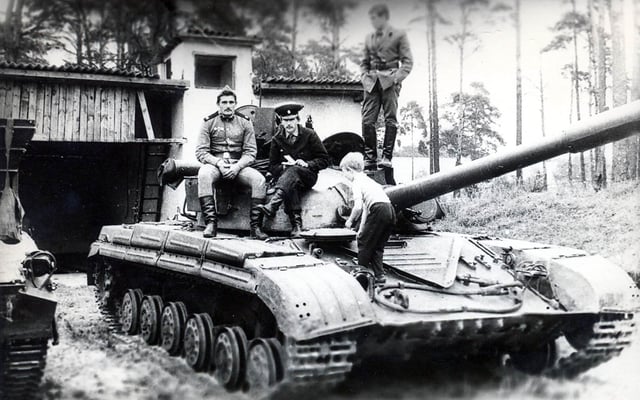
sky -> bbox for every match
[1,0,637,149]
[313,0,638,148]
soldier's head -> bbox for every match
[369,4,390,31]
[275,103,304,136]
[340,152,365,180]
[216,86,237,118]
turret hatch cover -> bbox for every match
[300,228,356,242]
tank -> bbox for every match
[87,101,640,395]
[0,119,58,400]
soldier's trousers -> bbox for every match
[273,166,318,213]
[361,80,401,128]
[357,202,396,278]
[197,164,266,198]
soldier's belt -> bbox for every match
[372,61,399,70]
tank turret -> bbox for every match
[89,102,640,396]
[0,119,58,400]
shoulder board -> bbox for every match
[203,111,219,122]
[234,111,250,121]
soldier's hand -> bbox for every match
[294,159,308,168]
[224,164,240,179]
[345,220,352,229]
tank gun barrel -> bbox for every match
[385,101,640,209]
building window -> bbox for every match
[194,55,234,88]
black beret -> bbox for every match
[275,102,304,117]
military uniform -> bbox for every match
[195,112,266,199]
[268,124,330,213]
[360,25,413,167]
[257,103,330,237]
[196,109,267,239]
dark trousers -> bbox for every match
[362,80,400,128]
[357,202,396,278]
[273,166,318,213]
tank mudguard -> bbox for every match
[479,238,640,312]
[1,286,57,340]
[249,256,376,341]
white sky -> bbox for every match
[1,0,636,148]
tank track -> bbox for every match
[91,258,358,395]
[545,314,636,378]
[0,338,49,400]
[270,336,357,396]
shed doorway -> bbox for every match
[20,141,169,269]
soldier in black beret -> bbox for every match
[195,86,268,239]
[257,103,330,237]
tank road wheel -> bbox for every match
[509,340,558,374]
[183,313,215,371]
[140,295,163,345]
[161,302,188,355]
[214,327,246,390]
[120,289,143,335]
[245,338,281,391]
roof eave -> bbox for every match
[0,67,190,91]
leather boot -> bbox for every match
[289,211,303,238]
[199,196,217,238]
[362,124,378,170]
[381,124,397,167]
[257,188,285,218]
[249,198,269,240]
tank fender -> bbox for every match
[248,257,376,341]
[2,287,57,340]
[479,238,640,312]
[547,254,640,312]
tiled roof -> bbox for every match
[0,61,159,79]
[262,76,360,85]
[184,27,260,40]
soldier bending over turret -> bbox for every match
[341,152,396,285]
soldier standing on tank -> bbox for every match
[257,103,330,237]
[360,3,413,170]
[195,86,268,239]
[341,152,396,285]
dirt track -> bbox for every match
[40,273,640,400]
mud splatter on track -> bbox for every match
[40,273,639,400]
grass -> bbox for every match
[431,179,640,276]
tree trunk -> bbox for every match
[609,0,629,181]
[571,0,585,184]
[291,0,299,74]
[427,0,440,174]
[515,0,523,185]
[633,0,640,179]
[594,0,607,187]
[539,60,548,191]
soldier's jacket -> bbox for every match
[195,112,257,169]
[360,26,413,92]
[269,125,330,177]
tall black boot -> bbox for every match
[257,188,285,218]
[249,198,269,240]
[362,124,378,170]
[289,211,303,238]
[379,124,397,168]
[199,196,217,238]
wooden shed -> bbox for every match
[0,62,188,267]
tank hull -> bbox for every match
[87,222,638,392]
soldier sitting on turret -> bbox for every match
[257,103,330,237]
[195,86,268,239]
[340,152,396,285]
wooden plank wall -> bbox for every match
[0,79,136,142]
